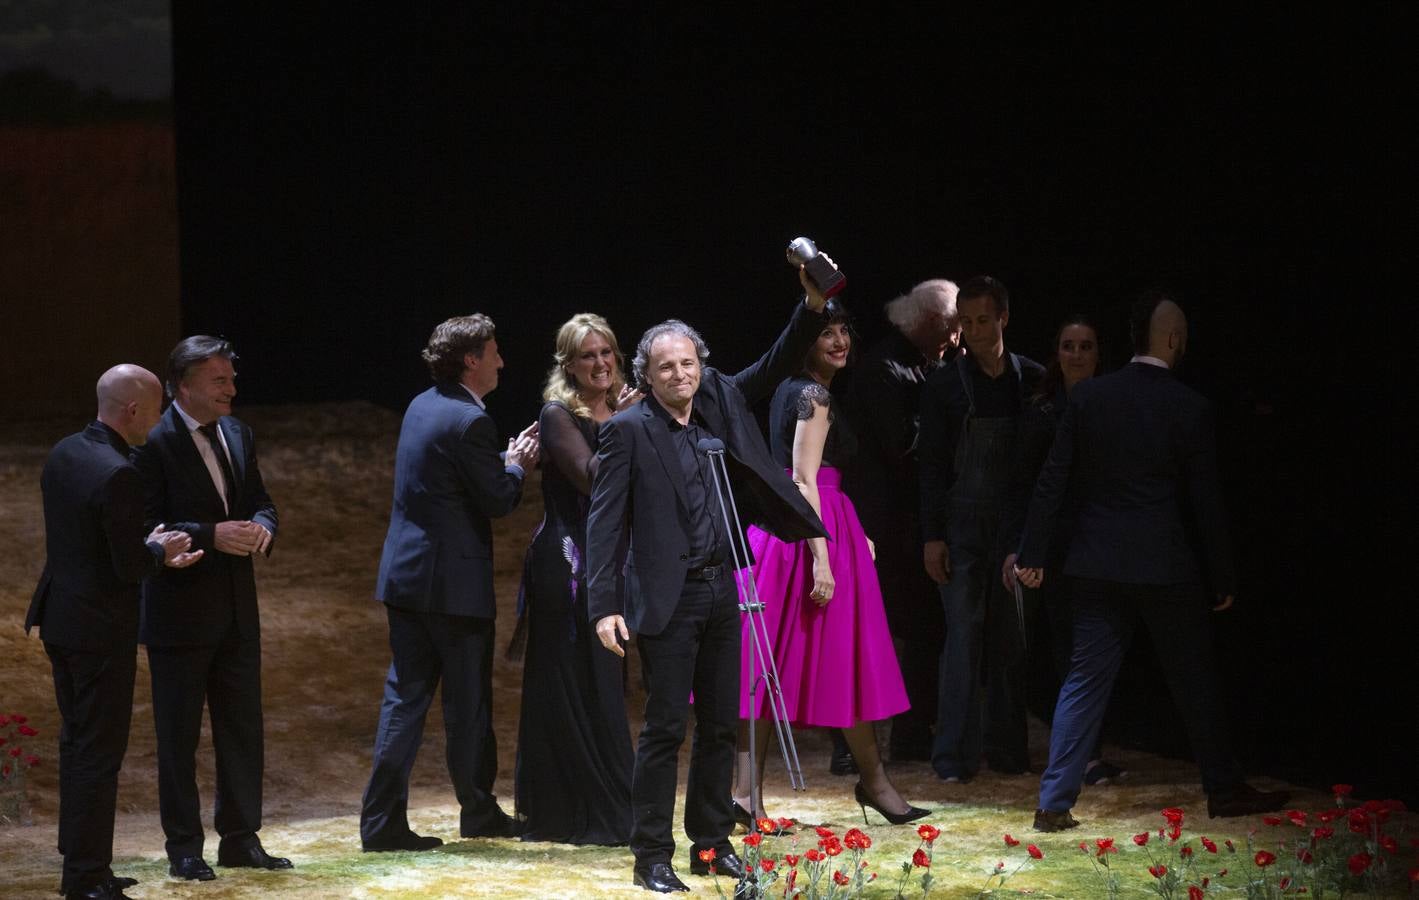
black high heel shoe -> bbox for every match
[854,782,931,826]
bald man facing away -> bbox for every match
[1016,294,1288,831]
[26,365,202,900]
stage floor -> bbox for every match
[0,405,1336,897]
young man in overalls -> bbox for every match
[918,276,1044,783]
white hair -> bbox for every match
[885,279,958,333]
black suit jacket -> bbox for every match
[133,405,278,647]
[1018,362,1236,593]
[375,383,525,618]
[26,422,163,652]
[586,302,830,637]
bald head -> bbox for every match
[1130,293,1189,368]
[97,364,164,445]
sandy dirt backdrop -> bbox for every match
[0,404,1349,898]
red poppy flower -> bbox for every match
[1224,839,1235,852]
[1262,815,1282,827]
[1201,836,1217,853]
[1312,826,1334,840]
[1,764,9,777]
[815,825,835,839]
[805,849,824,863]
[1316,809,1340,823]
[1348,810,1369,834]
[10,715,27,724]
[1162,807,1185,825]
[912,849,930,868]
[1188,886,1205,900]
[833,871,849,886]
[1027,845,1043,859]
[1254,851,1277,867]
[1096,837,1115,852]
[6,747,19,758]
[1347,852,1371,875]
[786,870,797,889]
[1286,810,1307,827]
[843,828,870,851]
[1149,864,1168,878]
[761,859,776,873]
[1133,832,1150,846]
[823,838,843,857]
[1331,783,1353,797]
[24,755,38,768]
[698,848,716,863]
[917,824,940,843]
[16,725,36,737]
[777,817,795,831]
[743,832,762,848]
[1168,824,1182,842]
[0,715,10,726]
[1078,841,1088,852]
[783,853,799,867]
[1380,834,1398,854]
[1409,867,1419,883]
[757,817,777,834]
[1297,849,1313,864]
[1003,834,1020,847]
[1180,846,1194,858]
[1279,876,1292,891]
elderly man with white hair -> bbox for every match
[844,279,962,765]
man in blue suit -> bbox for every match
[1017,293,1288,829]
[360,313,539,851]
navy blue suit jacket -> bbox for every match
[26,422,163,652]
[1018,362,1235,594]
[375,383,524,618]
[134,405,278,647]
[586,302,830,637]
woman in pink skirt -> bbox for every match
[732,299,930,828]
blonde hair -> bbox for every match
[542,313,628,419]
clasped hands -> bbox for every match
[214,520,272,557]
[147,524,203,568]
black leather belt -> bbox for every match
[685,564,723,582]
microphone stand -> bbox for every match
[698,438,806,830]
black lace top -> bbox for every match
[767,376,859,469]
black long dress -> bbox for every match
[513,401,633,844]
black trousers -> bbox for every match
[360,605,499,844]
[46,642,136,893]
[631,575,739,866]
[146,628,264,859]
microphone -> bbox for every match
[697,437,725,454]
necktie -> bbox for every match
[197,423,238,513]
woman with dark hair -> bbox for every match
[1000,314,1125,786]
[732,299,929,828]
[513,313,640,844]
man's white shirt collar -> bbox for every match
[172,401,204,431]
[460,384,486,409]
[1130,355,1170,369]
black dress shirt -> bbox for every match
[649,397,725,568]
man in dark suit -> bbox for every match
[587,270,830,893]
[1017,293,1288,830]
[846,278,960,762]
[132,336,289,880]
[360,313,539,851]
[26,365,203,900]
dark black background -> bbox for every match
[171,5,1414,802]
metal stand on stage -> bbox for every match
[698,437,805,827]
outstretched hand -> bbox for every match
[615,383,643,410]
[507,421,540,469]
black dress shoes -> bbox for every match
[109,877,138,890]
[65,881,131,900]
[1207,782,1291,819]
[1033,808,1081,832]
[690,849,746,880]
[460,809,523,838]
[169,856,217,881]
[633,862,689,892]
[216,841,293,869]
[362,831,444,852]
